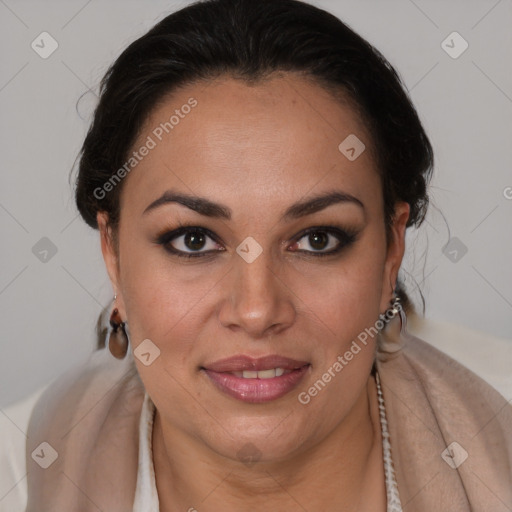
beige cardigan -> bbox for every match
[24,323,512,511]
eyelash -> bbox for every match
[155,224,358,259]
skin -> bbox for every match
[98,72,409,511]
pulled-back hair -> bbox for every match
[74,0,433,328]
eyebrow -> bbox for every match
[142,189,365,221]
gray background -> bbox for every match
[1,0,511,408]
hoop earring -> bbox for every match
[385,295,407,334]
[376,295,408,358]
[108,307,129,359]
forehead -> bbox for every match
[120,73,381,219]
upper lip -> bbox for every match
[202,355,310,372]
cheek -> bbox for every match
[119,220,387,377]
[121,257,212,358]
[291,249,386,413]
[292,237,387,340]
[116,222,388,447]
[120,221,387,348]
[117,230,174,337]
[121,259,212,411]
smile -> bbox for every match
[201,354,311,403]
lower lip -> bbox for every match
[202,366,310,403]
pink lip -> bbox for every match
[203,354,310,372]
[201,355,310,403]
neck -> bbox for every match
[152,374,385,512]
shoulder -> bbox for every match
[406,313,512,400]
[0,385,49,512]
[24,346,144,471]
[0,348,143,512]
[382,314,512,472]
[377,316,512,508]
[388,314,511,413]
[23,348,145,511]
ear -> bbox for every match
[97,211,123,309]
[379,201,410,312]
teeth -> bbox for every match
[255,369,276,379]
[229,368,289,379]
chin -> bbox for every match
[201,413,315,465]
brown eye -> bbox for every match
[308,231,330,251]
[156,226,224,258]
[183,231,207,251]
[290,227,357,257]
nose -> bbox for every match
[218,245,296,339]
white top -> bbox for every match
[132,391,160,511]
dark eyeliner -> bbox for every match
[155,225,223,259]
[290,226,358,258]
[155,224,359,259]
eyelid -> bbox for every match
[155,226,223,257]
[290,226,358,256]
[155,224,359,258]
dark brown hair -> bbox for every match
[74,0,433,326]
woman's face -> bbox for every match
[99,73,409,462]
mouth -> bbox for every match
[201,355,311,403]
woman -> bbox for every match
[17,0,512,510]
